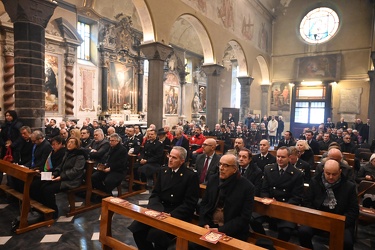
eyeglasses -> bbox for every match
[219,163,236,168]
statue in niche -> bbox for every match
[192,92,200,113]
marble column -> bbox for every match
[202,64,224,130]
[2,0,57,129]
[1,27,15,111]
[367,69,375,143]
[237,76,254,123]
[179,71,188,118]
[98,44,110,113]
[261,84,271,118]
[140,42,173,128]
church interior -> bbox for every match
[0,0,375,249]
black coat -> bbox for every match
[242,161,263,196]
[303,173,359,229]
[252,152,276,172]
[277,138,296,147]
[53,149,86,190]
[25,139,52,169]
[308,140,320,155]
[293,158,311,183]
[199,173,254,241]
[104,143,128,174]
[141,139,164,165]
[261,163,304,205]
[86,139,110,162]
[195,153,221,184]
[171,136,190,159]
[0,119,23,159]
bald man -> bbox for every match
[315,148,354,181]
[252,139,276,172]
[197,154,254,242]
[195,138,221,184]
[299,159,358,249]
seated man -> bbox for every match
[299,159,359,250]
[289,146,311,183]
[194,154,254,249]
[252,139,276,172]
[238,148,263,196]
[128,146,199,250]
[137,129,164,183]
[227,137,245,156]
[85,129,110,163]
[25,131,52,170]
[251,146,304,241]
[91,133,128,195]
[195,138,221,184]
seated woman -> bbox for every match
[356,153,375,183]
[296,140,315,168]
[30,136,86,218]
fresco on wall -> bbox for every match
[270,83,290,111]
[45,54,59,112]
[295,54,342,81]
[181,0,270,51]
[164,73,179,115]
[79,68,95,111]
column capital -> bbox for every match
[371,52,375,67]
[2,0,57,28]
[368,70,375,83]
[237,76,254,86]
[261,84,270,92]
[140,42,173,61]
[201,64,224,76]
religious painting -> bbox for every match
[198,85,207,112]
[270,83,290,111]
[295,54,341,81]
[109,61,134,112]
[45,54,59,112]
[164,73,179,115]
[217,0,234,30]
[79,67,95,111]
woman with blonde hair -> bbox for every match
[296,140,314,167]
[70,128,81,139]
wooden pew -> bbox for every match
[200,185,345,250]
[100,197,265,250]
[0,160,55,234]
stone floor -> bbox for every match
[0,183,374,250]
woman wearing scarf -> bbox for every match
[299,159,359,250]
[0,110,23,183]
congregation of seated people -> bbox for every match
[1,111,375,250]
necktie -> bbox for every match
[200,156,209,183]
[261,155,264,160]
[279,169,284,176]
[171,170,175,179]
[241,168,246,176]
[31,144,37,168]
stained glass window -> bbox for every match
[300,7,339,44]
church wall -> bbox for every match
[271,0,373,126]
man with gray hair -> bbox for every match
[129,146,199,250]
[91,133,128,195]
[26,130,52,170]
[85,129,110,162]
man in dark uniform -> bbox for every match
[252,139,276,172]
[134,125,144,142]
[336,117,348,131]
[122,126,141,155]
[319,133,332,151]
[289,146,311,183]
[305,130,320,155]
[277,131,296,148]
[80,128,93,148]
[137,129,164,183]
[251,146,304,241]
[128,146,199,250]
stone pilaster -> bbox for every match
[2,0,57,129]
[201,64,224,130]
[140,42,173,129]
[261,84,271,118]
[237,76,254,123]
[1,27,15,111]
[368,70,375,143]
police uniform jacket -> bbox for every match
[199,173,254,241]
[293,158,311,183]
[261,163,304,205]
[123,136,141,155]
[252,153,276,172]
[141,139,164,165]
[148,165,199,221]
[277,138,296,147]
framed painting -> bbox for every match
[164,72,179,115]
[295,54,341,81]
[79,67,95,111]
[45,54,60,112]
[270,82,290,111]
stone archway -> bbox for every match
[132,0,155,43]
[228,40,248,76]
[256,55,270,84]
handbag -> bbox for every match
[3,147,13,162]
